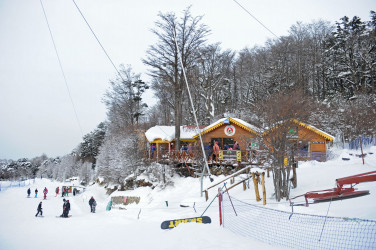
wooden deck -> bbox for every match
[149,149,265,170]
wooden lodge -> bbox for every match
[144,117,334,169]
[262,119,334,162]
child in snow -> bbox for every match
[56,187,59,197]
[35,202,42,217]
[35,188,38,198]
[27,188,31,197]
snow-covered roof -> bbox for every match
[193,117,262,138]
[145,126,175,142]
[145,125,203,143]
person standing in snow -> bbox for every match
[65,200,71,217]
[35,202,42,217]
[62,187,66,197]
[43,187,48,200]
[55,187,59,197]
[27,188,31,197]
[89,196,95,212]
[61,199,67,217]
[92,199,97,213]
[35,188,38,198]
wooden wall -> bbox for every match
[297,126,327,152]
[198,123,256,149]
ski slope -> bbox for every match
[0,147,375,250]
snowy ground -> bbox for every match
[0,147,375,250]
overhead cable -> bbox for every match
[40,0,84,137]
[72,0,125,82]
[232,0,280,40]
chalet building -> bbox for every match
[262,119,334,161]
[192,117,261,151]
[144,117,334,164]
[144,125,203,159]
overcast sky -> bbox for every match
[0,0,374,160]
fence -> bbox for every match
[348,137,376,150]
[0,180,33,192]
[221,195,376,249]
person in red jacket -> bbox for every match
[43,187,48,200]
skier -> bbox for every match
[27,188,31,197]
[55,187,59,197]
[62,187,66,197]
[35,202,42,217]
[65,200,71,217]
[92,199,97,213]
[43,187,48,200]
[89,196,95,212]
[34,188,38,198]
[60,199,67,217]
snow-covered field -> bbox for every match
[0,147,375,250]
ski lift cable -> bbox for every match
[72,0,126,83]
[172,31,213,182]
[232,0,280,40]
[39,0,84,137]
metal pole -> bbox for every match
[172,31,213,197]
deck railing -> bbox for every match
[149,149,265,165]
[149,149,328,165]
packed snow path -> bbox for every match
[0,178,278,250]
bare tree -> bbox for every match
[256,90,312,201]
[143,7,209,150]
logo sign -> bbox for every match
[287,127,298,139]
[251,142,260,150]
[224,125,236,136]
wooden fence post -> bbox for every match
[205,190,208,201]
[252,172,261,202]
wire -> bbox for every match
[39,0,84,137]
[232,0,280,40]
[72,0,125,82]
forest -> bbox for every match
[1,9,375,199]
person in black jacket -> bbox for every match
[60,199,66,217]
[27,188,31,197]
[89,196,95,212]
[35,202,42,217]
[65,200,71,217]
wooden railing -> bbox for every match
[149,149,266,166]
